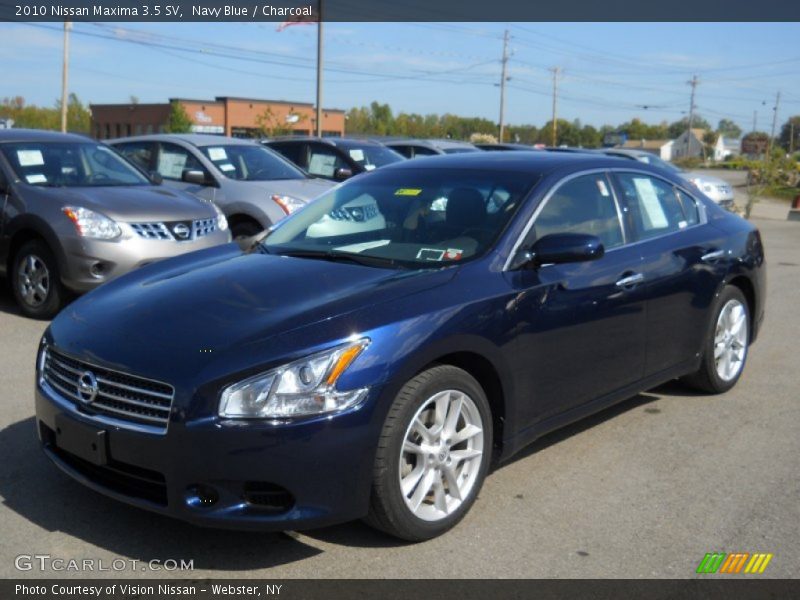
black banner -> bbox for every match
[1,0,800,22]
[3,579,800,600]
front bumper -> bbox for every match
[59,229,231,293]
[35,379,379,531]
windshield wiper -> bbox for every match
[277,249,403,269]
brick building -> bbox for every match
[90,97,346,140]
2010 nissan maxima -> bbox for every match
[34,152,765,541]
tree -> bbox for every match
[717,118,742,140]
[255,107,306,138]
[165,101,193,134]
[1,94,90,133]
[667,116,711,139]
[778,115,800,153]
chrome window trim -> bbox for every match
[503,167,709,271]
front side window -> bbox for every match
[200,144,305,181]
[156,143,207,181]
[615,172,689,240]
[263,168,537,269]
[0,142,149,187]
[530,173,624,250]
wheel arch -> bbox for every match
[5,216,64,277]
[726,274,757,343]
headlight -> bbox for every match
[272,194,305,215]
[62,206,121,239]
[211,203,228,231]
[219,338,370,419]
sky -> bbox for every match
[2,21,800,133]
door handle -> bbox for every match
[615,273,645,288]
[701,249,726,263]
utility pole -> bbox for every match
[768,90,781,155]
[550,67,560,147]
[498,30,510,143]
[684,75,698,158]
[790,121,795,154]
[60,21,72,133]
[314,1,324,138]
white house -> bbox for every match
[672,128,706,159]
[621,139,674,161]
[712,136,741,161]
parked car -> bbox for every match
[598,148,736,208]
[474,142,538,151]
[384,138,480,158]
[110,134,332,238]
[35,151,764,540]
[263,137,405,182]
[0,129,231,318]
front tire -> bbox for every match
[11,240,66,320]
[365,365,492,541]
[682,285,749,393]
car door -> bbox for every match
[506,171,647,424]
[610,170,727,376]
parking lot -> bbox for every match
[0,183,797,579]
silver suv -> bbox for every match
[0,129,231,319]
[110,134,333,238]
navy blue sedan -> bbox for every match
[35,152,765,541]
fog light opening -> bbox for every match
[89,262,107,279]
[185,484,219,508]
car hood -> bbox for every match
[226,177,333,202]
[680,172,730,186]
[49,245,455,383]
[33,185,216,221]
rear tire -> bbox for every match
[682,286,749,394]
[11,240,66,320]
[365,365,492,541]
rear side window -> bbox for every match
[114,141,155,172]
[675,188,700,226]
[614,173,688,240]
[530,173,624,250]
[268,142,307,169]
[413,146,439,157]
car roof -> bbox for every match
[0,128,93,143]
[376,149,649,176]
[109,134,258,148]
[385,139,476,150]
[264,136,385,148]
[598,148,648,159]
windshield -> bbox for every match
[341,144,405,170]
[263,168,537,269]
[1,142,150,187]
[200,144,306,181]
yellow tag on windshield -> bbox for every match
[394,188,422,196]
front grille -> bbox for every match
[716,185,732,194]
[40,423,168,505]
[242,482,295,513]
[130,218,217,241]
[42,347,174,432]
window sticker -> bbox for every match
[158,152,188,179]
[207,147,227,161]
[349,149,365,162]
[219,163,236,172]
[632,177,669,229]
[363,164,376,171]
[17,150,44,167]
[395,188,423,196]
[596,179,610,197]
[444,248,463,260]
[26,173,47,184]
[308,153,336,177]
[416,248,446,261]
[678,220,688,229]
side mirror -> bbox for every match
[148,171,163,185]
[511,233,604,270]
[182,169,211,186]
[333,167,353,181]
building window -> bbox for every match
[146,124,154,134]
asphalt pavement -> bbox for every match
[0,182,797,579]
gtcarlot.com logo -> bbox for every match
[696,552,773,574]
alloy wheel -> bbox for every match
[714,298,748,381]
[17,254,50,308]
[398,389,484,522]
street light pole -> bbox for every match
[60,21,72,133]
[550,67,560,147]
[315,2,323,138]
[498,30,509,143]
